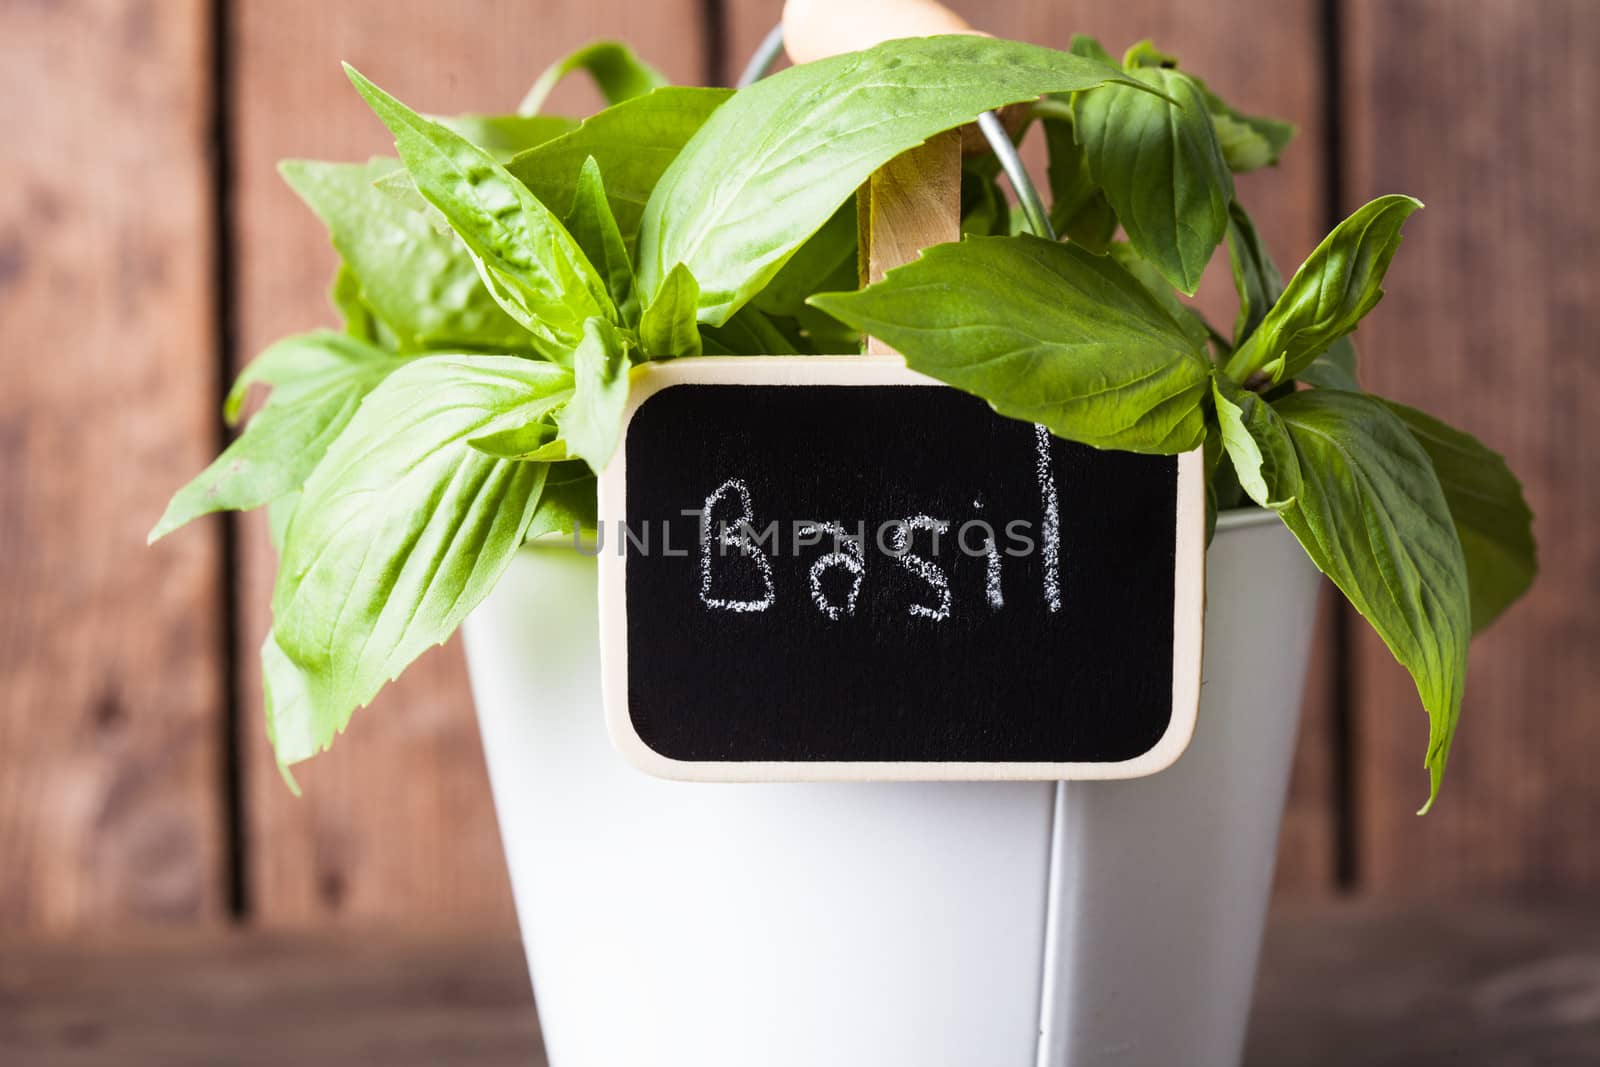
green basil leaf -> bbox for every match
[1203,432,1221,543]
[1074,66,1233,295]
[1297,335,1361,390]
[703,304,806,355]
[1271,389,1470,810]
[280,159,529,351]
[367,167,449,231]
[1108,242,1213,353]
[811,235,1212,453]
[753,201,857,318]
[639,262,701,358]
[1211,373,1301,509]
[1068,34,1116,66]
[557,317,631,472]
[565,157,637,324]
[1110,37,1295,172]
[517,41,668,117]
[524,441,572,462]
[792,303,859,354]
[1225,201,1284,347]
[1042,109,1117,254]
[262,631,317,786]
[1226,195,1421,384]
[1380,401,1537,633]
[345,65,614,362]
[1122,39,1180,69]
[329,262,387,344]
[1207,424,1246,519]
[150,333,409,541]
[638,36,1150,325]
[434,113,576,160]
[960,166,1008,237]
[220,332,363,424]
[270,356,572,760]
[506,87,731,239]
[268,490,299,555]
[526,462,598,540]
[800,250,864,350]
[468,420,561,460]
[1197,82,1297,173]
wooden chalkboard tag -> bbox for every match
[596,357,1205,782]
[596,108,1201,782]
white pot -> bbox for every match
[463,507,1321,1067]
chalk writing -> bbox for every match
[699,478,775,613]
[1034,424,1062,614]
[890,515,952,621]
[798,521,865,620]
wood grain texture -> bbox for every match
[0,0,225,928]
[726,0,1338,890]
[7,901,1600,1065]
[1246,897,1600,1065]
[861,131,961,354]
[228,0,708,926]
[1344,0,1600,891]
[0,929,544,1066]
[1274,591,1341,892]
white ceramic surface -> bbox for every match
[462,508,1321,1067]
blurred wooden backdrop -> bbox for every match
[1,0,1594,932]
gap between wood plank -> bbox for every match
[703,0,730,86]
[208,0,249,922]
[1318,0,1360,893]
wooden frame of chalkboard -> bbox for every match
[596,355,1206,782]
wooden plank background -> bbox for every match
[0,0,226,930]
[0,0,1592,931]
[1345,0,1600,892]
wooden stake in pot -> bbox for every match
[782,0,1020,353]
[856,132,962,354]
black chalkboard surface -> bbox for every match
[597,357,1204,781]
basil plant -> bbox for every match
[152,35,1534,808]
